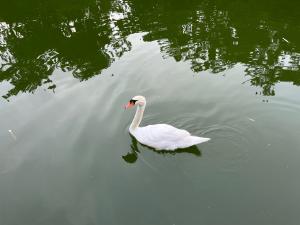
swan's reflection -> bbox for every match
[122,135,201,164]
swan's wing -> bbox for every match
[133,124,192,150]
[140,124,191,140]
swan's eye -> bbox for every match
[130,99,137,104]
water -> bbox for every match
[1,0,300,224]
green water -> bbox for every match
[1,0,300,224]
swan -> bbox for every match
[125,95,210,150]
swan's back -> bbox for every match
[130,124,210,150]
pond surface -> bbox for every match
[0,0,300,224]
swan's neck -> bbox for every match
[130,104,145,131]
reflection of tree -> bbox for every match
[142,3,236,74]
[124,0,300,95]
[0,0,131,98]
[0,0,300,98]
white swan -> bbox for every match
[125,95,210,150]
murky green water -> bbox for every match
[1,0,300,224]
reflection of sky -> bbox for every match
[0,22,9,64]
[278,53,300,70]
[0,22,15,67]
[110,0,131,21]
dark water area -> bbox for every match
[0,0,300,225]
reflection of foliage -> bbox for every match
[140,3,236,74]
[124,0,300,95]
[0,0,300,98]
[245,49,300,96]
[0,0,132,98]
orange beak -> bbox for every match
[124,102,135,109]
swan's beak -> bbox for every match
[124,102,134,109]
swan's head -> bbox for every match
[125,95,146,109]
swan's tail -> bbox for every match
[187,136,210,146]
[163,136,210,150]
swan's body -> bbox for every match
[125,96,210,151]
